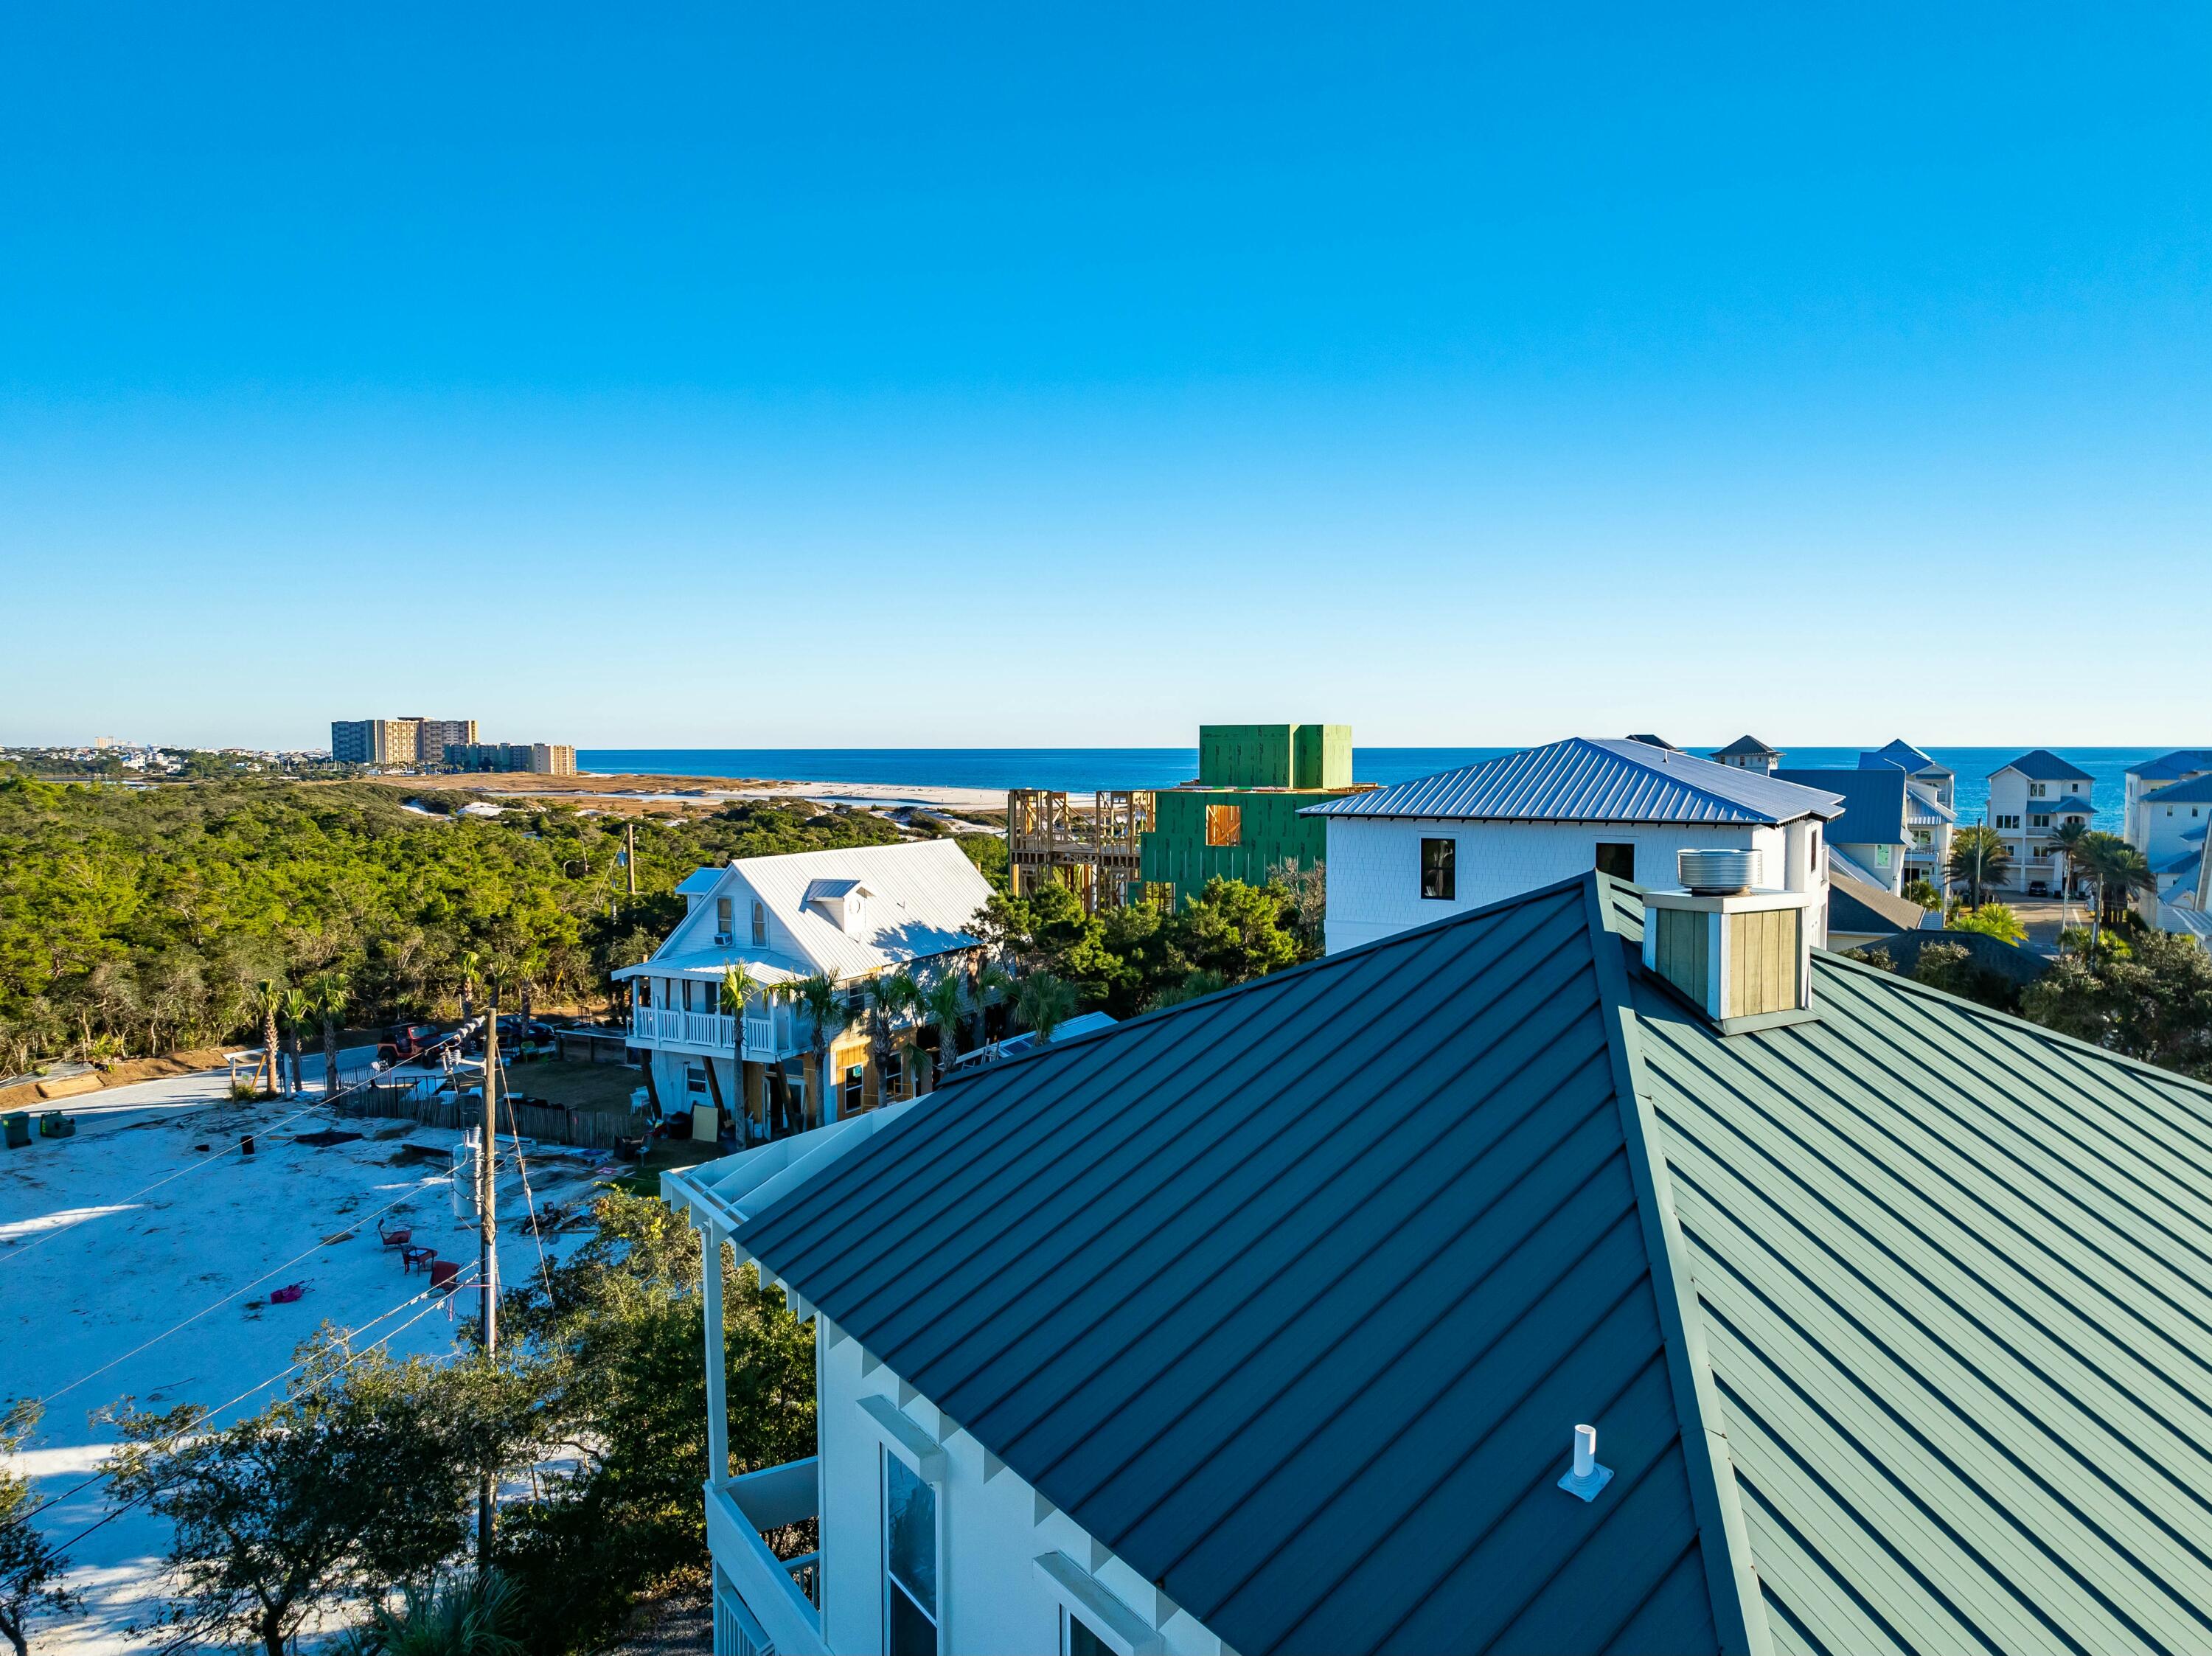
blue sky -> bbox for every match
[3,3,2207,749]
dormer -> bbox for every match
[804,877,876,936]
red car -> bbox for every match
[375,1023,442,1066]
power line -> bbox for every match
[41,1178,451,1407]
[19,1266,473,1525]
[5,1026,479,1260]
[41,1266,483,1557]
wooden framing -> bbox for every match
[1006,789,1155,911]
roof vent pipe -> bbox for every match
[1558,1423,1613,1502]
[1678,848,1758,896]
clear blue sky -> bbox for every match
[3,4,2206,750]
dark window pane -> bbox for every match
[1420,838,1455,900]
[1068,1612,1115,1656]
[1595,843,1635,880]
[889,1582,938,1656]
[886,1454,936,1614]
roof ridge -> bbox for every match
[1579,874,1773,1656]
[1817,947,2212,1101]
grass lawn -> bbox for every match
[500,1056,647,1117]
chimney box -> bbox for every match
[1643,851,1819,1033]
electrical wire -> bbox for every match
[40,1179,451,1407]
[498,1064,557,1304]
[4,1026,477,1259]
[41,1265,484,1556]
[18,1264,475,1524]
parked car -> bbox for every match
[2028,880,2051,897]
[463,1015,554,1054]
[375,1022,443,1066]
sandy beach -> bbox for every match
[359,770,1010,819]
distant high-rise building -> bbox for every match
[330,715,477,767]
[445,740,577,776]
[530,743,577,776]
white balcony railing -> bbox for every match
[630,1005,796,1061]
[705,1459,825,1656]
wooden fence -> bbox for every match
[337,1078,633,1152]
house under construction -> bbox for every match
[1006,789,1154,911]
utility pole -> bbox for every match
[477,982,500,1567]
[625,820,637,899]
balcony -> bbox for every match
[630,1006,796,1061]
[706,1458,826,1656]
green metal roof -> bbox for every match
[733,874,2212,1656]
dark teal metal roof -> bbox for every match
[1775,768,1907,849]
[734,874,2212,1656]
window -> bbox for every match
[844,1062,866,1113]
[1996,814,2020,829]
[1421,838,1456,900]
[1204,804,1242,847]
[751,900,768,947]
[2030,782,2046,798]
[2031,815,2051,829]
[686,1063,707,1095]
[716,896,733,936]
[1065,1611,1115,1656]
[883,1048,903,1098]
[884,1452,938,1656]
[1594,842,1635,880]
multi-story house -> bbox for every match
[1773,765,1911,894]
[2123,749,2212,846]
[2121,751,2212,927]
[1708,734,1781,773]
[1984,751,2093,894]
[668,869,2212,1656]
[1857,740,1954,888]
[614,840,995,1139]
[1303,737,1841,953]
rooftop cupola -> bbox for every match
[1642,849,1818,1033]
[1709,735,1782,774]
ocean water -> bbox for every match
[580,745,2167,833]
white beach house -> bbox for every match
[1302,737,1842,954]
[1983,750,2093,894]
[614,839,996,1138]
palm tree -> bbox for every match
[967,964,1014,1051]
[303,973,349,1097]
[2071,831,2152,956]
[787,973,852,1131]
[248,978,285,1096]
[918,975,967,1092]
[1013,971,1078,1046]
[279,987,311,1096]
[1946,826,2012,911]
[866,972,919,1102]
[720,962,766,1145]
[456,950,484,1023]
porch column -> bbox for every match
[700,1221,729,1486]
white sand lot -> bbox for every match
[1,1067,617,1654]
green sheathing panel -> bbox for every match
[1199,724,1298,788]
[738,878,1723,1656]
[1293,723,1353,788]
[1140,788,1332,894]
[1632,956,2212,1656]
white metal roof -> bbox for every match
[619,838,994,984]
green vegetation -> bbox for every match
[974,874,1314,1020]
[0,776,974,1072]
[66,1190,813,1656]
[1945,824,2011,908]
[1,1401,79,1656]
[2022,930,2212,1081]
[1902,877,1941,910]
[1946,903,2025,944]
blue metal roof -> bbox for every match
[2151,774,2212,806]
[2133,749,2212,782]
[731,873,2212,1655]
[1860,738,1950,777]
[1301,737,1841,826]
[1709,734,1780,758]
[1992,748,2095,783]
[1774,767,1906,849]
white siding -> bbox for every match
[1320,817,1790,953]
[816,1318,1224,1656]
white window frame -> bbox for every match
[1032,1552,1163,1656]
[883,1446,940,1656]
[860,1393,948,1654]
